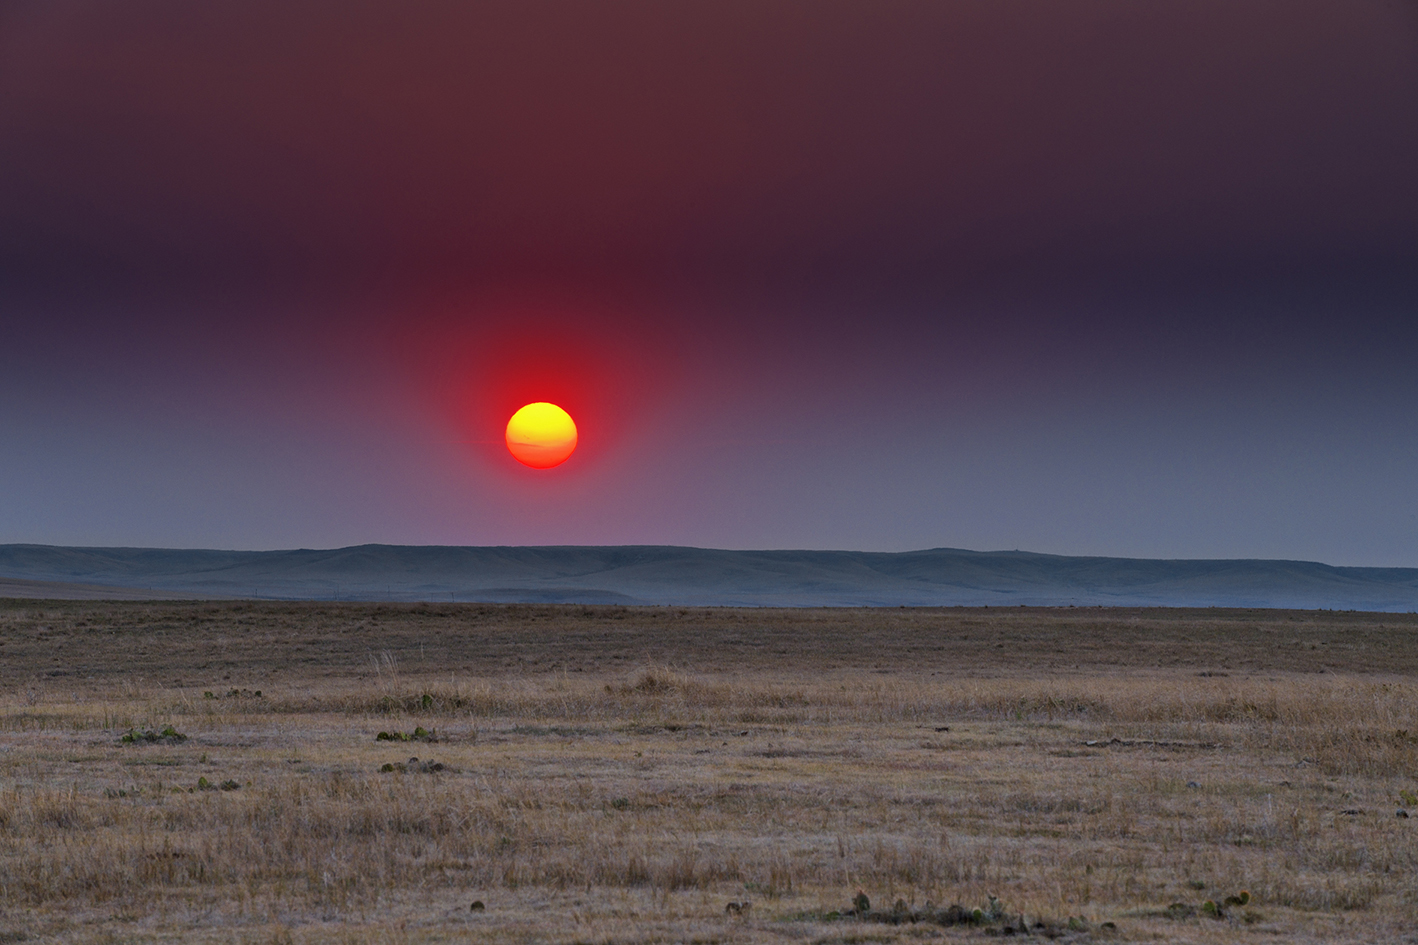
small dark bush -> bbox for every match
[120,725,187,745]
[380,757,447,774]
[376,727,436,742]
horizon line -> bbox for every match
[3,541,1416,572]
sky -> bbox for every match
[2,1,1417,565]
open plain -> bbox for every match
[0,600,1415,944]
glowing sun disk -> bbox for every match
[505,402,578,468]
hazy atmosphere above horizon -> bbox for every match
[2,1,1416,565]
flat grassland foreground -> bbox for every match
[0,603,1416,944]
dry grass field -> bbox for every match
[1,600,1416,944]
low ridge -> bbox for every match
[1,544,1416,610]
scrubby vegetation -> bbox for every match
[0,600,1415,943]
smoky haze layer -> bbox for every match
[3,1,1415,290]
[2,544,1417,611]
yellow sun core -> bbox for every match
[505,402,578,469]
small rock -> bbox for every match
[1340,808,1362,816]
[1186,781,1201,788]
[1398,809,1410,818]
[470,900,485,912]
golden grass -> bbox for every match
[0,601,1415,942]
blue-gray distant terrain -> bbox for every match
[2,544,1417,611]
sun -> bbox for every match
[505,402,578,468]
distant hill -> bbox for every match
[0,575,229,601]
[2,543,1417,610]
